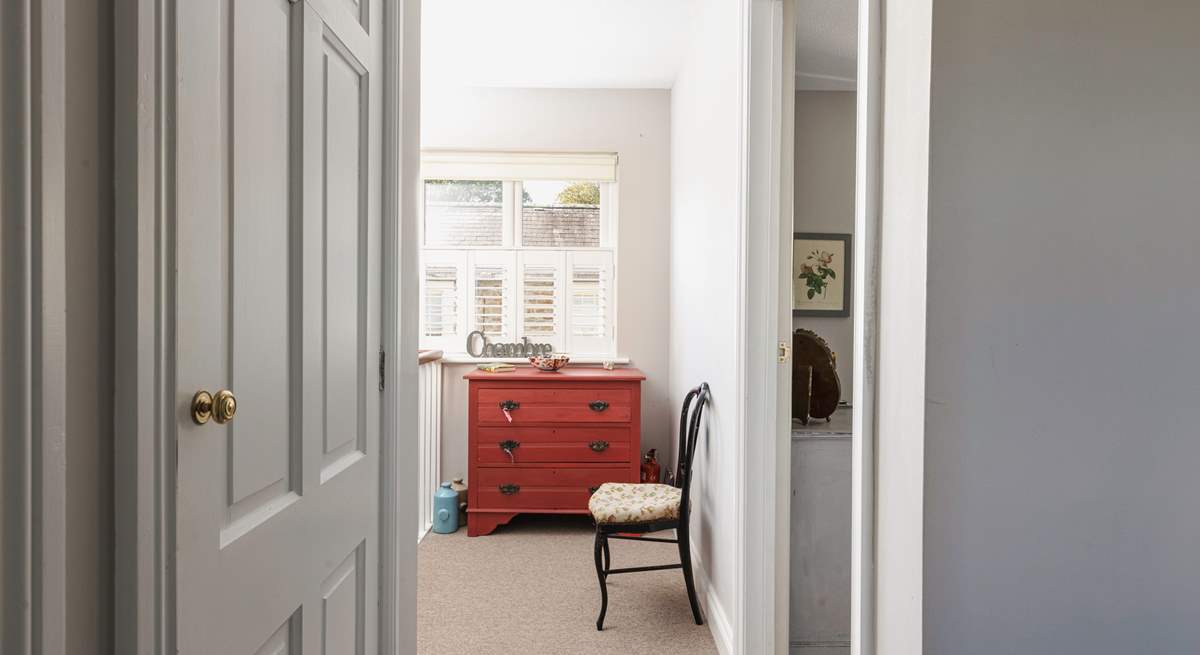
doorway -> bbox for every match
[410,3,718,654]
[768,0,932,651]
[786,2,859,653]
[755,0,900,652]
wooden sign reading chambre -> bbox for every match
[465,330,554,358]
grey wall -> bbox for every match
[924,1,1200,652]
[421,87,673,482]
[793,91,855,399]
[65,0,114,653]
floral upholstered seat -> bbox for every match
[588,482,682,525]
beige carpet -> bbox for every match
[417,514,718,655]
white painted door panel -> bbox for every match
[175,0,381,653]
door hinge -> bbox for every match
[778,341,791,363]
[378,347,386,391]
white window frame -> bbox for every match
[418,151,620,359]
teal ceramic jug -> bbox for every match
[432,482,459,534]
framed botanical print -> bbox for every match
[793,232,852,317]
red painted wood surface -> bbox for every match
[475,465,626,486]
[475,440,632,465]
[465,367,644,536]
[476,426,632,444]
[464,366,647,382]
[478,403,632,425]
[478,388,633,405]
[475,467,625,510]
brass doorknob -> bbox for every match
[213,389,237,424]
[191,390,214,425]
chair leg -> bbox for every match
[594,531,609,631]
[602,533,611,572]
[678,530,704,625]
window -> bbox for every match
[424,180,504,247]
[418,152,617,357]
[521,180,601,247]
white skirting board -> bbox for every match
[692,545,735,655]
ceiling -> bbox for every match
[422,0,857,91]
[795,0,858,90]
[422,0,695,89]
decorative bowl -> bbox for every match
[529,353,570,372]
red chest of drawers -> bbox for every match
[465,367,645,536]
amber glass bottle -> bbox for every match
[640,449,661,483]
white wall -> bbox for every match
[669,0,745,646]
[923,1,1200,652]
[420,87,673,483]
[793,90,856,399]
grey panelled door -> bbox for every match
[174,0,382,652]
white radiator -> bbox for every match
[416,352,443,542]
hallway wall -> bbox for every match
[923,1,1200,652]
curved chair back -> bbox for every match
[674,382,710,521]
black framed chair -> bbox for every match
[587,382,710,631]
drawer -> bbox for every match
[477,387,632,425]
[475,467,628,511]
[478,426,631,445]
[476,426,632,464]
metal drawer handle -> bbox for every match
[499,440,520,463]
[499,400,520,424]
[588,400,609,412]
[499,483,520,496]
[588,440,609,453]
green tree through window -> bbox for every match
[425,179,532,203]
[554,181,600,205]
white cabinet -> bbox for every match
[790,409,852,654]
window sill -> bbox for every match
[439,354,631,366]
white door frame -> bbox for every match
[741,0,932,653]
[872,0,933,651]
[112,0,420,652]
[1,0,69,653]
[379,0,422,652]
[849,0,883,650]
[112,0,173,650]
[739,1,789,653]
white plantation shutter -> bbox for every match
[472,268,506,336]
[424,267,459,334]
[522,267,557,333]
[566,250,615,355]
[518,251,566,352]
[468,251,516,342]
[420,250,468,351]
[570,268,604,337]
